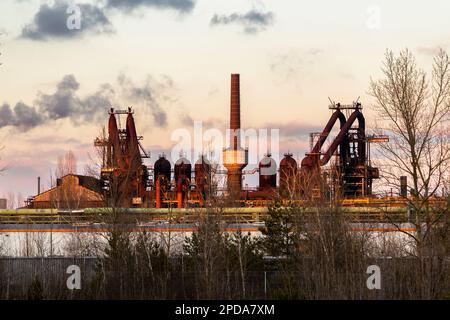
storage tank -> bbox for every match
[195,155,211,192]
[259,154,277,190]
[174,157,192,184]
[154,154,171,185]
[279,153,298,193]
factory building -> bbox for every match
[28,174,104,209]
[28,73,384,209]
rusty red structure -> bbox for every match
[301,102,379,197]
[279,153,298,197]
[195,155,211,205]
[89,78,381,209]
[223,74,248,197]
[30,75,385,210]
[174,156,192,207]
[96,107,149,207]
[259,154,277,190]
[153,154,171,208]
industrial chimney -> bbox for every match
[223,74,248,196]
[230,74,241,149]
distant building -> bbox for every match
[0,198,6,209]
[28,174,105,209]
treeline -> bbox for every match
[1,204,449,300]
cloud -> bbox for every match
[1,74,114,130]
[338,72,355,80]
[0,102,44,130]
[416,45,446,56]
[20,1,113,40]
[1,73,175,131]
[36,75,115,123]
[37,74,80,119]
[106,0,195,13]
[210,9,274,34]
[264,121,323,139]
[270,48,323,82]
[180,114,226,129]
[27,135,84,146]
[20,0,197,41]
[118,74,174,128]
[263,121,328,156]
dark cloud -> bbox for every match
[21,1,113,40]
[0,74,113,130]
[210,10,274,34]
[106,0,195,13]
[36,75,115,123]
[0,104,13,127]
[0,102,44,130]
[1,73,174,131]
[20,0,196,42]
[37,74,80,119]
[118,74,171,128]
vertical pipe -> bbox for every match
[177,180,183,209]
[264,271,267,299]
[156,178,161,208]
[230,74,240,150]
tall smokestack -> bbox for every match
[230,74,240,149]
[37,176,41,195]
[223,74,248,200]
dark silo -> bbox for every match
[174,157,192,184]
[279,153,298,192]
[259,154,277,190]
[195,155,211,192]
[154,154,171,185]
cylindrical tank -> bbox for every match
[400,176,407,197]
[279,153,298,193]
[259,154,277,190]
[195,156,211,192]
[174,157,192,184]
[154,155,171,185]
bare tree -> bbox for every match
[370,48,450,298]
[16,192,24,208]
[56,150,77,178]
[370,48,450,200]
[6,191,15,209]
[84,127,107,178]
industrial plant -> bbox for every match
[19,73,416,211]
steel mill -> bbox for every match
[28,74,391,209]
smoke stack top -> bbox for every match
[223,73,248,193]
[230,74,241,149]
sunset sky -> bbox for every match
[1,0,449,199]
